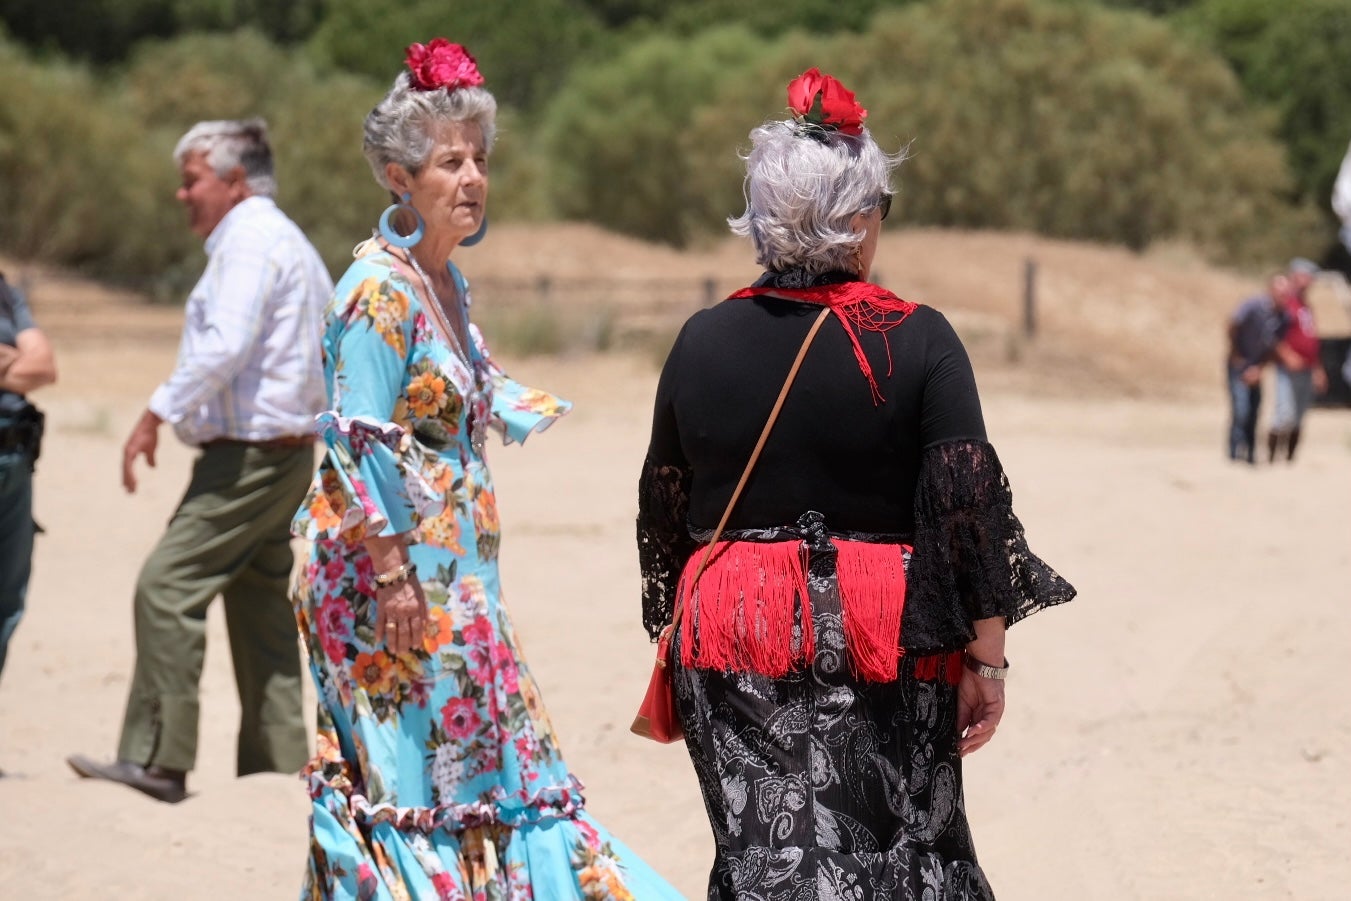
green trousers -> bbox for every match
[116,441,313,775]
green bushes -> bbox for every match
[1177,0,1351,226]
[0,0,1342,290]
[545,0,1320,262]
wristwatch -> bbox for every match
[964,654,1009,680]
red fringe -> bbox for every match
[727,282,917,404]
[677,538,957,685]
[913,651,964,685]
[835,541,908,682]
[678,540,811,677]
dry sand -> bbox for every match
[1,228,1348,899]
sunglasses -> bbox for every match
[877,193,893,221]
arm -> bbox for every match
[1333,140,1351,226]
[638,323,698,639]
[291,266,438,655]
[0,327,57,394]
[957,616,1007,757]
[147,228,274,424]
[363,534,424,656]
[907,311,1075,752]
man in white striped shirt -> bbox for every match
[68,119,330,803]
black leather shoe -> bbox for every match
[66,754,188,804]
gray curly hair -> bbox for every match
[728,121,905,275]
[363,73,498,191]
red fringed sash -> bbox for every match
[835,541,907,682]
[679,540,811,677]
[679,538,940,683]
[727,281,917,404]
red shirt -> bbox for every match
[1281,295,1320,365]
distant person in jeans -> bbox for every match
[1268,258,1327,463]
[0,270,57,775]
[67,119,331,802]
[1226,274,1287,464]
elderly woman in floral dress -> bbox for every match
[291,39,681,900]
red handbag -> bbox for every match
[631,307,830,744]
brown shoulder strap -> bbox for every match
[669,306,832,632]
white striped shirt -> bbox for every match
[148,196,331,446]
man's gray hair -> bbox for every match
[363,73,498,192]
[173,118,277,198]
[728,121,905,275]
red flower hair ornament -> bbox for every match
[405,39,485,92]
[786,67,867,139]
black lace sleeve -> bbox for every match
[902,438,1076,653]
[638,457,696,640]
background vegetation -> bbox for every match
[0,0,1346,295]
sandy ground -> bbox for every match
[1,229,1349,899]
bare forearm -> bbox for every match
[364,534,412,576]
[0,334,56,394]
[966,616,1007,666]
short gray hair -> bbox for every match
[728,121,905,275]
[363,73,498,192]
[173,118,277,198]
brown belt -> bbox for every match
[201,435,315,451]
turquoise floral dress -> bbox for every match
[291,245,680,901]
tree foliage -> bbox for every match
[854,0,1314,259]
[307,0,605,112]
[537,25,776,247]
[0,0,324,62]
[543,0,1317,261]
[1177,0,1351,225]
[0,0,1338,283]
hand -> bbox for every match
[1313,367,1328,395]
[0,343,17,377]
[1241,365,1262,387]
[956,665,1006,757]
[374,578,428,655]
[122,409,162,494]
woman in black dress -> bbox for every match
[637,69,1076,900]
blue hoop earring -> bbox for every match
[378,192,424,248]
[460,215,488,248]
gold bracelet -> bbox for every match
[373,561,417,588]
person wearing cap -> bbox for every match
[1267,258,1327,463]
[67,119,331,802]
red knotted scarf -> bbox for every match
[727,280,917,404]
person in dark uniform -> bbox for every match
[0,269,58,757]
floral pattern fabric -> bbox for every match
[292,246,680,901]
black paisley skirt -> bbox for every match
[671,543,995,901]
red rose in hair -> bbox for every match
[405,38,485,92]
[786,67,867,136]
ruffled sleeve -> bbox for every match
[637,322,698,640]
[293,265,450,543]
[454,262,571,446]
[902,438,1076,653]
[637,458,696,640]
[472,322,572,445]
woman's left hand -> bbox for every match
[374,578,428,656]
[956,667,1006,757]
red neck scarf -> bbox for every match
[727,280,917,403]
